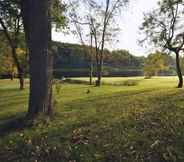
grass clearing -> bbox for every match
[0,77,184,162]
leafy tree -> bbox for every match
[71,15,94,85]
[0,0,26,89]
[140,0,184,88]
[51,0,67,30]
[90,0,129,86]
[144,51,170,78]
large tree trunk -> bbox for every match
[21,0,53,117]
[175,52,183,88]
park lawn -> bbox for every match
[1,77,184,161]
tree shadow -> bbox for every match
[0,113,32,137]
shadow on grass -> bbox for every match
[0,113,32,137]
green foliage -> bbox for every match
[144,51,171,78]
[51,0,68,30]
[0,47,17,76]
[106,50,144,68]
[0,0,24,38]
[140,0,184,50]
[0,34,28,77]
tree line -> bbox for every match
[1,40,179,79]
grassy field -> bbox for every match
[1,77,184,162]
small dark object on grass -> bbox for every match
[86,89,90,94]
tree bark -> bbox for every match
[21,0,53,117]
[175,52,183,88]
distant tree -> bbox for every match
[69,0,129,86]
[90,0,129,86]
[70,12,94,85]
[140,0,184,88]
[144,51,169,78]
[0,47,16,80]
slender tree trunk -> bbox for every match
[19,70,24,90]
[89,33,93,85]
[175,52,183,88]
[96,51,104,87]
[95,0,110,87]
[10,70,14,80]
[10,74,13,81]
[21,0,53,117]
[12,46,24,90]
[96,63,102,86]
[89,62,93,85]
[94,41,101,87]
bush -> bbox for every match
[64,78,89,85]
[101,79,139,86]
[144,75,152,79]
[121,80,139,86]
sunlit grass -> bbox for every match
[0,77,184,162]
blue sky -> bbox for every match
[52,0,159,56]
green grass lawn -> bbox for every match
[1,77,184,162]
